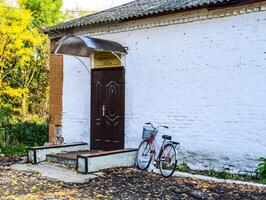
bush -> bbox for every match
[9,119,49,147]
[0,107,13,147]
[0,144,28,157]
[256,158,266,184]
[0,107,48,157]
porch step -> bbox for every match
[28,142,89,164]
[33,147,137,174]
[46,150,101,168]
[77,148,137,174]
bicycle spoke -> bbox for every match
[137,141,152,170]
[143,144,150,156]
[159,144,177,177]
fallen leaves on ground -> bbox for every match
[0,158,265,199]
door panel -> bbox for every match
[91,67,125,150]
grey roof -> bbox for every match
[45,0,232,33]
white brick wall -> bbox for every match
[62,56,91,146]
[61,10,266,172]
[91,11,266,172]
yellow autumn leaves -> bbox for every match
[0,3,48,117]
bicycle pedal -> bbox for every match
[152,161,159,168]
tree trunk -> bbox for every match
[21,93,28,118]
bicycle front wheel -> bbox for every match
[136,140,152,170]
[159,144,177,177]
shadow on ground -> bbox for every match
[0,158,265,199]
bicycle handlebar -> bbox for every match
[145,122,169,129]
[159,125,169,129]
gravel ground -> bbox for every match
[0,158,266,200]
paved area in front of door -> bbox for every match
[1,161,266,200]
[11,162,104,183]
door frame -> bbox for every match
[90,66,125,150]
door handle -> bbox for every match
[102,105,106,117]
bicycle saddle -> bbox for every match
[162,135,172,140]
[172,141,180,145]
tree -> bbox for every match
[19,0,65,28]
[0,3,49,118]
[1,0,66,120]
[65,5,94,21]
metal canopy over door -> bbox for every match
[51,35,127,150]
[91,67,125,151]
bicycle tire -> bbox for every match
[159,143,177,177]
[136,140,152,170]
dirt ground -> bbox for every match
[0,158,266,200]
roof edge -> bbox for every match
[44,0,264,35]
[43,0,136,33]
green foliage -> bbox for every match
[66,6,94,21]
[9,119,48,147]
[0,2,50,118]
[0,107,12,147]
[0,144,28,157]
[176,162,190,172]
[0,0,65,119]
[256,158,266,184]
[176,162,258,183]
[0,0,64,156]
[19,0,66,28]
[0,107,48,157]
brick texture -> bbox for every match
[60,56,91,145]
[93,10,266,172]
[57,6,266,172]
[49,55,63,144]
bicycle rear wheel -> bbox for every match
[136,140,152,170]
[159,143,177,177]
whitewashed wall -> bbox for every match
[62,56,91,147]
[91,11,266,172]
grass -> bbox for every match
[0,144,28,157]
[256,158,266,184]
[176,162,261,183]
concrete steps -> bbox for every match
[47,148,137,173]
[28,142,89,164]
[28,143,137,173]
[46,150,101,168]
[77,148,137,174]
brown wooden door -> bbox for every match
[91,67,125,150]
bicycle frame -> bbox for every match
[137,122,180,177]
[144,124,177,164]
[144,122,180,162]
[148,135,174,163]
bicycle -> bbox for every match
[136,122,180,177]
